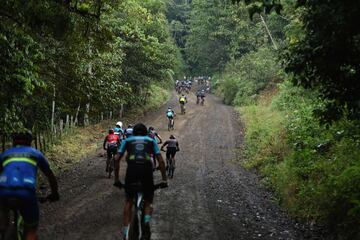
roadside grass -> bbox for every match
[237,82,360,238]
[45,84,170,172]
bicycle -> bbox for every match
[167,118,174,131]
[180,103,186,115]
[106,146,118,178]
[121,182,167,240]
[162,150,175,178]
[0,197,49,240]
[200,97,205,106]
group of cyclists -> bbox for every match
[175,80,192,94]
[0,78,209,240]
[102,120,180,239]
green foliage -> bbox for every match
[239,103,287,171]
[0,0,182,140]
[241,81,360,238]
[282,0,360,121]
[216,47,281,105]
[185,0,286,75]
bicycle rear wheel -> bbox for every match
[108,155,115,178]
[170,158,175,178]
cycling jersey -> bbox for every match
[179,96,186,104]
[0,146,51,225]
[164,139,178,148]
[105,133,120,148]
[114,127,124,139]
[0,146,50,190]
[166,110,174,118]
[125,128,133,138]
[119,136,160,164]
[148,131,159,140]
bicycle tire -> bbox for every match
[170,158,175,178]
[108,155,115,179]
[128,207,139,240]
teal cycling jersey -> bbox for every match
[119,136,160,165]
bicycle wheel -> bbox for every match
[170,158,175,178]
[108,155,114,178]
[166,158,172,177]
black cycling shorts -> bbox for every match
[107,145,117,158]
[125,163,154,201]
[166,147,177,159]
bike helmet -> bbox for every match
[109,128,114,134]
[116,121,123,128]
[149,126,155,131]
[12,131,33,145]
[133,123,148,136]
[128,124,133,128]
[170,135,175,139]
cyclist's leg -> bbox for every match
[0,199,9,236]
[106,148,112,172]
[142,174,154,240]
[123,199,133,226]
[123,169,138,237]
[170,150,176,177]
[19,193,39,240]
[166,150,171,173]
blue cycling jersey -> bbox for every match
[0,146,50,191]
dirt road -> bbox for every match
[39,92,323,239]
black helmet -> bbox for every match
[170,135,175,139]
[149,126,154,131]
[12,131,33,145]
[133,123,148,136]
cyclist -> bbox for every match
[103,129,120,173]
[179,94,187,114]
[148,127,162,170]
[196,90,201,104]
[148,127,162,144]
[124,124,134,138]
[200,89,206,105]
[166,107,175,130]
[161,135,180,178]
[114,121,125,140]
[0,131,59,240]
[113,123,167,240]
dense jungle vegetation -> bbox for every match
[173,0,359,238]
[0,0,183,148]
[1,0,360,238]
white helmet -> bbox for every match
[116,121,123,128]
